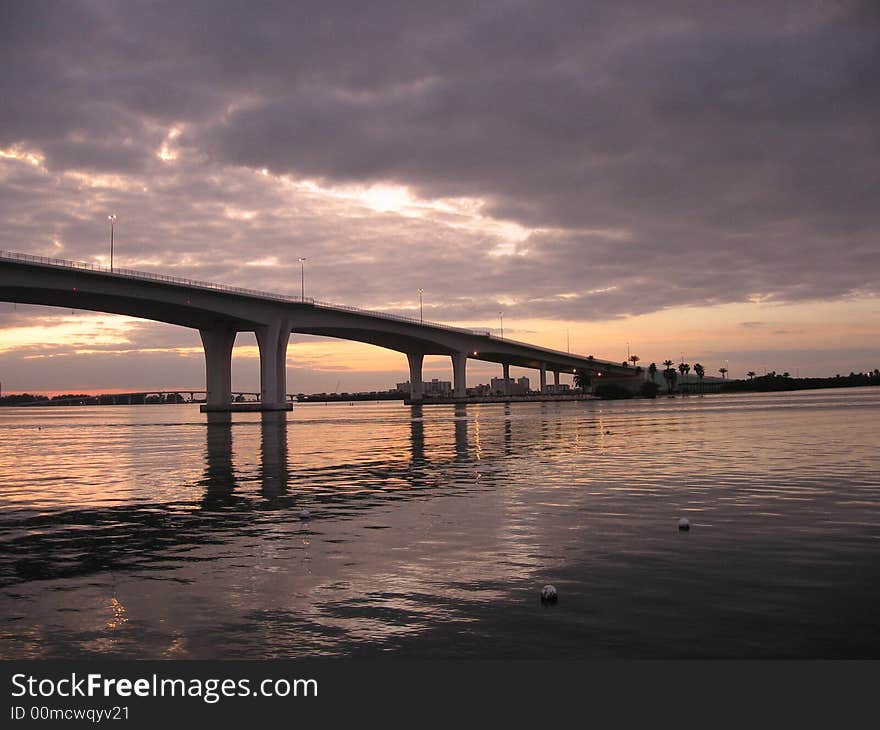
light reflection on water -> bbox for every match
[1,388,879,658]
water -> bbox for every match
[1,388,879,658]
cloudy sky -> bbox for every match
[1,0,878,394]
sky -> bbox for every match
[1,0,878,394]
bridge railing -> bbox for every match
[1,249,492,337]
[0,249,315,304]
[310,298,492,337]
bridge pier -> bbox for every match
[407,353,424,402]
[199,325,236,410]
[200,320,292,412]
[502,362,510,395]
[255,319,293,411]
[539,362,547,393]
[554,370,560,386]
[452,352,467,398]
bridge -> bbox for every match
[0,250,641,411]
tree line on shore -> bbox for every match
[0,392,189,406]
[573,361,880,399]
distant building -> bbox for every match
[490,377,529,395]
[424,379,452,395]
[545,383,570,394]
[396,379,452,396]
[468,384,492,396]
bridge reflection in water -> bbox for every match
[201,406,480,504]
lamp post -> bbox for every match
[418,288,424,323]
[298,257,306,299]
[499,311,504,339]
[107,214,117,271]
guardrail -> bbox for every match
[0,249,489,337]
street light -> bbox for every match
[499,311,504,339]
[298,257,306,299]
[418,288,424,323]
[107,214,117,271]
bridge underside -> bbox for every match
[0,286,258,331]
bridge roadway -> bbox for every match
[0,251,641,411]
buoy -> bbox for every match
[299,509,311,520]
[678,518,690,531]
[540,585,558,603]
[605,430,611,435]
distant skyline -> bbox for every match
[1,1,878,393]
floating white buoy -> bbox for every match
[299,509,311,520]
[678,518,690,531]
[540,584,558,603]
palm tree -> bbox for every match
[573,369,590,392]
[629,354,640,369]
[662,360,676,394]
[693,362,705,394]
[648,362,658,383]
[747,371,756,379]
[678,362,690,393]
[664,367,677,394]
[719,367,728,379]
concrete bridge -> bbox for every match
[0,250,641,411]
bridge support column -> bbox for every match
[256,319,293,411]
[502,363,510,395]
[407,353,424,402]
[540,362,547,393]
[452,352,467,398]
[200,325,236,410]
[554,370,560,386]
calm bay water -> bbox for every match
[1,388,879,658]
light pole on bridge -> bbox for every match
[107,214,117,272]
[418,288,424,323]
[298,257,306,300]
[499,311,504,340]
